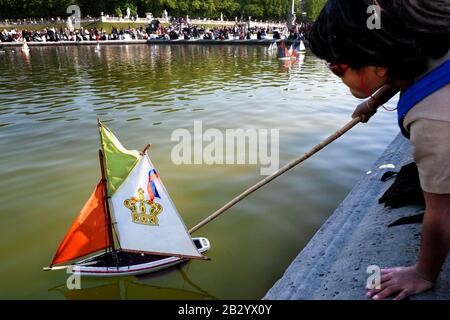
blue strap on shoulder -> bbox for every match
[397,59,450,138]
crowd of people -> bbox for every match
[149,19,285,41]
[0,18,311,43]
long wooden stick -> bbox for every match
[189,116,362,234]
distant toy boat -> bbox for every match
[95,42,101,52]
[295,40,306,53]
[277,40,296,61]
[44,121,209,277]
[266,41,278,53]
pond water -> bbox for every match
[0,44,399,299]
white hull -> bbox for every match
[70,237,210,277]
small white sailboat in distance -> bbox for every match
[95,41,101,52]
[298,40,306,52]
[43,121,210,277]
[266,41,277,53]
[293,40,306,53]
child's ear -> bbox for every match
[375,67,388,78]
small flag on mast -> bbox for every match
[147,169,160,202]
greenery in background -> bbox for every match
[301,0,326,21]
[0,0,327,21]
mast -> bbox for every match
[97,120,120,257]
[98,149,116,253]
[287,0,297,29]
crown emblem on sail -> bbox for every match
[124,188,163,226]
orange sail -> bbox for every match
[51,182,112,266]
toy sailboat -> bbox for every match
[277,40,297,61]
[44,121,209,277]
[294,40,306,53]
[266,41,278,54]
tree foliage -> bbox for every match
[0,0,325,21]
[300,0,326,21]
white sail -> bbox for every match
[110,154,204,259]
[299,40,306,52]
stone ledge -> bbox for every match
[264,133,450,300]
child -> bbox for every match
[309,0,450,300]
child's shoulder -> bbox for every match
[406,82,450,194]
[404,49,450,130]
[404,83,450,128]
[408,115,450,194]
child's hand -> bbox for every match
[352,85,399,123]
[366,266,434,300]
[352,99,378,123]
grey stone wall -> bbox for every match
[264,134,450,300]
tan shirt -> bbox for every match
[403,50,450,194]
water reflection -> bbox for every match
[277,53,306,73]
[0,45,328,126]
[50,265,217,300]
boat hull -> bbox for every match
[70,237,210,277]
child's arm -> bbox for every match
[417,192,450,282]
[367,117,450,300]
[352,85,400,122]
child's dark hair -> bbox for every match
[309,0,450,80]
